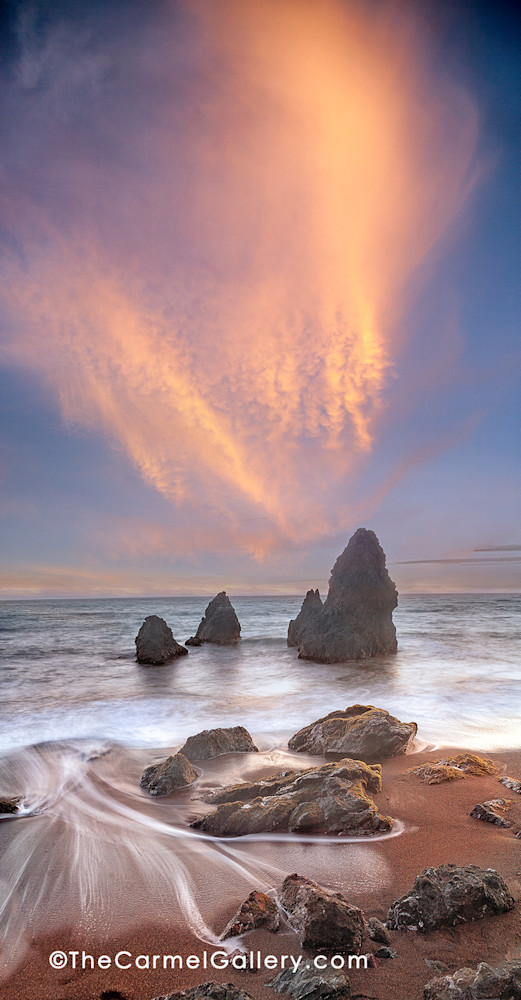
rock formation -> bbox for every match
[280,873,365,952]
[220,890,280,939]
[186,592,241,645]
[140,753,198,795]
[152,986,255,1000]
[287,528,398,662]
[386,864,515,932]
[268,963,352,998]
[470,798,511,827]
[367,916,391,944]
[424,961,521,1000]
[135,615,187,664]
[191,758,391,836]
[288,705,417,761]
[179,726,258,761]
[499,775,521,793]
[0,798,19,814]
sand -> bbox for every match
[1,744,521,1000]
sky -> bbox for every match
[0,0,519,598]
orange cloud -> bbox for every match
[1,0,479,553]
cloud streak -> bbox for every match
[1,0,480,555]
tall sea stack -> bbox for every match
[288,528,398,662]
[186,591,241,645]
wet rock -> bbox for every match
[387,864,515,932]
[135,615,187,665]
[140,753,198,796]
[374,946,396,959]
[287,589,323,649]
[186,592,241,646]
[408,754,497,784]
[424,961,521,999]
[0,798,19,814]
[470,798,511,827]
[438,754,497,776]
[287,528,398,662]
[280,873,365,953]
[366,916,390,944]
[192,759,391,837]
[179,727,258,762]
[499,775,521,794]
[220,890,280,939]
[153,985,255,1000]
[267,964,351,998]
[288,704,417,761]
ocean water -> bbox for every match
[1,592,520,754]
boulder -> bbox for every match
[280,873,365,952]
[499,775,521,794]
[135,615,187,664]
[287,528,398,662]
[152,986,255,1000]
[179,727,258,762]
[366,916,390,944]
[0,798,19,814]
[267,964,351,998]
[186,592,241,645]
[408,754,498,784]
[192,759,391,837]
[387,864,515,932]
[288,705,417,761]
[470,798,511,827]
[220,890,280,939]
[140,753,198,796]
[424,961,521,999]
[374,946,396,959]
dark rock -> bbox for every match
[287,589,323,648]
[179,726,258,762]
[220,890,280,939]
[280,873,365,952]
[425,960,449,975]
[499,775,521,794]
[288,704,417,761]
[140,753,198,796]
[191,759,391,837]
[152,985,255,1000]
[387,864,515,932]
[366,916,390,944]
[0,798,19,814]
[424,961,521,999]
[374,946,396,959]
[135,615,187,665]
[186,592,241,646]
[267,964,351,998]
[470,798,511,827]
[287,528,398,662]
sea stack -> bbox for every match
[288,528,398,662]
[135,615,188,664]
[186,591,241,645]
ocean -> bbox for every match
[1,593,520,754]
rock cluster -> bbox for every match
[288,704,417,761]
[220,890,280,939]
[280,873,365,952]
[287,528,398,662]
[186,592,241,646]
[191,758,391,836]
[179,727,258,762]
[424,961,521,999]
[135,615,187,664]
[387,864,515,932]
[140,753,198,796]
[407,753,497,784]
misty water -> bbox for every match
[1,593,520,978]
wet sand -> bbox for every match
[1,744,521,1000]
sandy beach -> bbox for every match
[2,743,521,1000]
